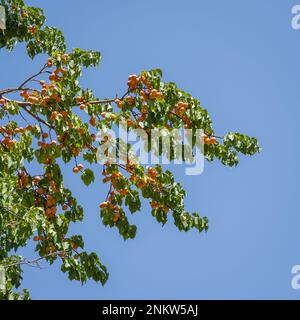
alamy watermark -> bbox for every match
[0,266,5,292]
[291,265,300,289]
[96,121,206,175]
[0,5,5,30]
[292,5,300,30]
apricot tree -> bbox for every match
[0,0,260,299]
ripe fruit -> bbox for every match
[50,93,61,102]
[147,167,157,179]
[129,173,136,182]
[61,111,68,118]
[89,117,96,126]
[28,96,39,104]
[50,111,58,121]
[42,132,48,139]
[20,90,29,98]
[203,134,217,145]
[41,88,48,96]
[47,58,53,68]
[126,96,134,105]
[117,189,128,196]
[99,201,109,209]
[7,139,16,148]
[32,176,41,185]
[137,179,146,189]
[113,213,120,222]
[71,243,79,250]
[46,199,53,207]
[28,25,37,35]
[127,119,134,127]
[50,180,56,187]
[41,99,48,108]
[80,104,86,110]
[128,74,138,81]
[77,164,84,170]
[76,96,84,104]
[59,67,66,74]
[17,172,29,189]
[139,90,148,101]
[150,201,159,209]
[162,206,169,213]
[102,177,111,183]
[210,137,217,144]
[37,188,46,195]
[147,177,156,184]
[73,167,79,173]
[49,73,56,81]
[127,74,139,91]
[149,89,163,100]
[111,180,118,188]
[115,98,124,108]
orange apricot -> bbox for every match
[113,213,120,222]
[99,201,109,209]
[37,188,45,195]
[73,167,79,173]
[47,58,53,68]
[28,96,39,104]
[89,117,96,127]
[33,176,41,185]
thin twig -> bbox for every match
[18,63,48,90]
[1,251,63,269]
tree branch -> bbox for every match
[1,96,54,129]
[17,63,48,90]
[1,251,63,269]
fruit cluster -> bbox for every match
[0,125,32,149]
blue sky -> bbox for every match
[1,0,300,299]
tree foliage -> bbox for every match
[0,0,260,299]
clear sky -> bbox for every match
[1,0,300,299]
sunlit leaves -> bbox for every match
[0,0,260,300]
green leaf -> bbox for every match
[81,168,95,186]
